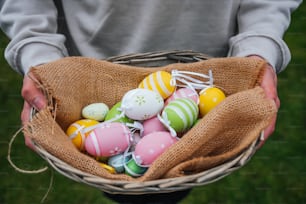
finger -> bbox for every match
[261,66,277,97]
[258,64,280,147]
[22,74,47,110]
[274,95,281,109]
[257,114,277,149]
[21,101,36,150]
[248,55,280,108]
[24,135,36,151]
[21,101,31,126]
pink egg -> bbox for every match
[165,87,199,106]
[133,131,178,166]
[85,122,131,157]
[142,116,167,136]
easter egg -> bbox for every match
[82,102,109,121]
[66,119,99,151]
[161,98,199,133]
[138,71,175,99]
[134,131,178,166]
[124,157,148,177]
[143,116,167,136]
[121,88,164,121]
[193,118,201,127]
[99,162,116,174]
[165,87,199,106]
[199,87,226,117]
[108,153,131,173]
[104,101,134,123]
[85,122,131,157]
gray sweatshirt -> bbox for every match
[0,0,302,75]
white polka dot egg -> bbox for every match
[133,131,178,166]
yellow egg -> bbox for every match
[99,162,116,174]
[199,87,226,117]
[139,71,175,99]
[66,119,99,151]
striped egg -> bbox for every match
[165,87,199,106]
[161,98,199,133]
[138,71,175,99]
[85,122,131,157]
[124,157,148,177]
[66,119,99,151]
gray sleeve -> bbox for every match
[227,0,302,73]
[0,0,68,75]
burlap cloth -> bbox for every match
[25,56,277,182]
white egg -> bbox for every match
[82,102,109,121]
[121,88,164,121]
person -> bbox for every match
[0,0,302,203]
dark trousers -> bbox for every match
[104,189,191,204]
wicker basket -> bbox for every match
[31,50,263,195]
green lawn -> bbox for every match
[1,3,305,204]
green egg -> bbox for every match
[105,101,134,123]
[162,98,199,133]
[193,118,201,127]
[124,158,147,177]
[162,108,185,133]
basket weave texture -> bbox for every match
[25,51,277,194]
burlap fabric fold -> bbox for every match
[25,56,277,182]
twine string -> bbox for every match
[7,127,48,174]
[7,126,53,203]
[125,121,144,138]
[40,169,54,203]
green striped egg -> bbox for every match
[161,98,199,133]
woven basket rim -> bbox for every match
[31,50,263,194]
[32,136,260,194]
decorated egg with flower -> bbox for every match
[120,88,164,121]
[85,122,132,157]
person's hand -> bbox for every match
[21,73,48,149]
[248,56,281,148]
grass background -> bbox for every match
[0,3,305,204]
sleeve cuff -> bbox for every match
[16,42,68,74]
[228,33,291,73]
